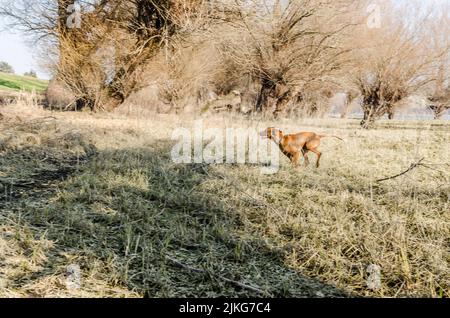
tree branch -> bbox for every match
[376,157,425,182]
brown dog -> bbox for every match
[261,127,343,168]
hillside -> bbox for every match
[0,72,48,93]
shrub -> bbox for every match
[0,61,14,74]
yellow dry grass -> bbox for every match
[0,100,448,298]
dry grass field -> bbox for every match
[0,99,448,298]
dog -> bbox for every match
[260,127,343,168]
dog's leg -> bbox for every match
[310,148,322,168]
[302,149,310,167]
[292,152,301,168]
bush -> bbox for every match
[24,70,37,78]
[44,79,76,110]
[0,61,14,74]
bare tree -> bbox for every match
[427,86,450,119]
[348,1,450,128]
[219,0,360,117]
[424,6,450,120]
[2,0,447,118]
[1,0,209,111]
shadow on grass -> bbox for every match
[1,139,350,298]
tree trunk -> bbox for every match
[430,105,449,119]
[387,109,395,120]
[273,85,291,117]
[360,96,391,128]
[255,82,273,112]
[361,105,377,129]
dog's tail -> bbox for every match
[318,134,344,141]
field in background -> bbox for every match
[0,99,448,298]
[0,72,48,93]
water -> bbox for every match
[329,109,450,121]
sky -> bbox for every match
[0,30,50,79]
[0,0,448,81]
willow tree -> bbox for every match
[349,1,450,128]
[427,85,450,119]
[424,7,450,120]
[221,0,360,116]
[1,0,207,111]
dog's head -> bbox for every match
[260,127,283,140]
